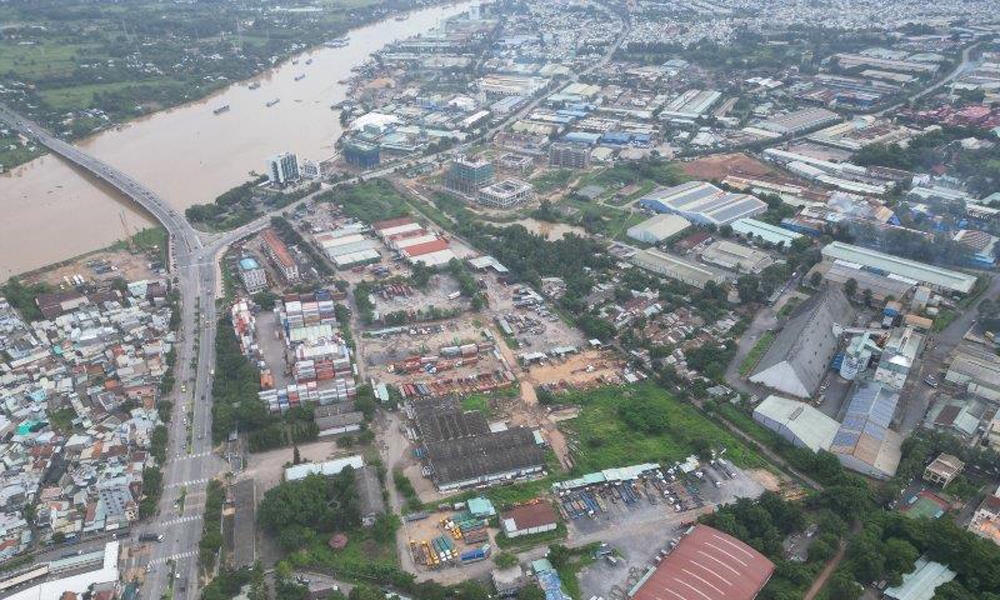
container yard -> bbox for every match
[229,291,359,415]
[407,508,495,570]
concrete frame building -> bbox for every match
[548,143,590,169]
[343,140,381,169]
[477,179,534,209]
[923,453,964,488]
[446,156,495,195]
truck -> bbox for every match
[139,533,164,543]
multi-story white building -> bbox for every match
[477,179,533,209]
[238,257,268,294]
[267,152,300,185]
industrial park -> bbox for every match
[4,1,1000,600]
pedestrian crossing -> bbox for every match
[149,550,198,565]
[168,451,213,463]
[166,477,211,489]
[159,514,203,527]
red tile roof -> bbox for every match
[502,502,558,532]
[402,239,450,257]
[374,216,415,232]
[262,228,295,268]
[631,525,774,600]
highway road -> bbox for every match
[873,39,984,118]
[0,104,225,600]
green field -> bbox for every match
[560,382,763,473]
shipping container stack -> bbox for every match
[258,379,357,414]
[230,300,260,360]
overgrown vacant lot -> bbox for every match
[559,382,763,473]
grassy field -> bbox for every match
[739,331,775,377]
[559,382,763,473]
[319,180,409,223]
[532,169,575,194]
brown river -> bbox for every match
[0,1,475,277]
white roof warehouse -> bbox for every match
[821,242,977,295]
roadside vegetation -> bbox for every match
[739,331,776,377]
[186,178,318,231]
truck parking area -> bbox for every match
[571,461,767,600]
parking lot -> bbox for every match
[563,461,766,600]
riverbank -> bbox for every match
[0,0,455,172]
[0,1,477,277]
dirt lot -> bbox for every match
[239,439,358,493]
[482,274,586,356]
[372,274,469,316]
[681,152,774,180]
[25,247,158,288]
[523,350,623,389]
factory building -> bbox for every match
[749,287,854,398]
[829,381,902,480]
[626,214,691,245]
[630,249,730,289]
[821,242,977,295]
[883,558,955,600]
[414,399,546,492]
[548,142,590,169]
[638,181,767,226]
[699,240,775,274]
[820,261,917,303]
[945,342,1000,402]
[731,218,804,248]
[237,257,268,295]
[477,179,534,209]
[628,524,774,600]
[752,395,840,453]
[757,107,841,136]
[874,326,924,389]
[501,503,559,538]
[660,89,722,120]
[446,156,495,195]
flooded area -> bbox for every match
[0,1,475,277]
